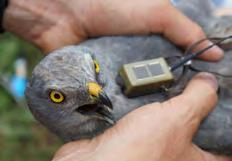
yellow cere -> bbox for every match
[93,60,100,74]
[50,91,65,103]
[87,82,102,97]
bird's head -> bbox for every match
[25,46,114,141]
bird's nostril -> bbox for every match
[76,104,99,115]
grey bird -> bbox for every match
[25,0,232,155]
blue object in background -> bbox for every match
[213,0,224,6]
[223,0,232,7]
[212,0,232,7]
[171,0,178,5]
[10,58,27,99]
[10,76,27,99]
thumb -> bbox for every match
[163,72,218,137]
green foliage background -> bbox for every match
[0,33,62,161]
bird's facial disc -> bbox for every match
[26,46,115,140]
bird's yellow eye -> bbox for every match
[50,91,65,103]
[93,60,100,74]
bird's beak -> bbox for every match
[98,91,113,109]
[87,82,113,109]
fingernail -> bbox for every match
[208,41,224,58]
[197,72,218,91]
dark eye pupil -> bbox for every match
[54,93,61,99]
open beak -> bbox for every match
[82,82,115,124]
[87,82,113,110]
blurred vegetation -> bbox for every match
[0,33,62,161]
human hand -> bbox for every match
[3,0,223,60]
[52,73,232,161]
